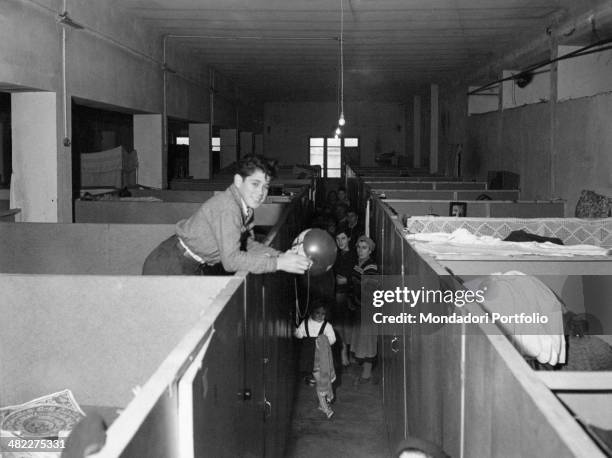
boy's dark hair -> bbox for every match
[235,154,278,179]
[335,222,349,237]
[337,186,347,193]
[310,298,330,315]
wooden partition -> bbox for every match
[372,201,463,454]
[373,189,520,200]
[128,189,215,201]
[170,177,312,191]
[0,222,173,274]
[0,274,239,457]
[369,196,612,457]
[1,183,311,457]
[366,181,487,190]
[383,199,564,218]
[74,200,289,226]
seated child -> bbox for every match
[295,302,337,418]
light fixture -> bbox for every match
[339,112,345,126]
[335,127,341,136]
[57,11,84,29]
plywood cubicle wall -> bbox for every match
[0,222,173,274]
[169,177,313,191]
[373,189,520,200]
[382,199,564,218]
[372,196,463,456]
[370,198,611,457]
[0,273,238,457]
[74,187,310,227]
[365,181,488,190]
[1,186,309,457]
[74,199,291,227]
[346,168,521,214]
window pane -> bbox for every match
[327,153,341,169]
[344,138,358,147]
[176,136,189,145]
[310,153,324,168]
[327,169,341,178]
[310,137,324,146]
[211,137,221,152]
[327,137,341,147]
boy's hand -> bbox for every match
[277,251,312,274]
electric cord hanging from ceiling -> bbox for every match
[335,0,346,138]
[339,0,345,127]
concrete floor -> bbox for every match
[286,362,390,458]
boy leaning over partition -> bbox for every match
[295,300,337,419]
[142,154,311,276]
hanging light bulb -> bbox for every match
[335,127,341,136]
[334,133,339,139]
[338,112,345,126]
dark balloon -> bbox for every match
[302,228,337,276]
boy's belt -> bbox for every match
[177,237,206,264]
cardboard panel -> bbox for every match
[194,284,246,457]
[385,200,563,218]
[376,205,406,448]
[129,189,215,202]
[463,321,604,457]
[457,190,519,200]
[435,182,487,190]
[0,275,231,407]
[75,200,201,224]
[367,181,433,189]
[367,181,487,190]
[74,200,286,226]
[373,196,611,457]
[0,222,174,274]
[118,390,179,458]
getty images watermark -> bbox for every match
[359,275,570,336]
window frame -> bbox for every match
[309,136,359,178]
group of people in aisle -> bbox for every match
[141,155,380,421]
[295,185,381,418]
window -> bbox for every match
[211,137,221,152]
[176,136,189,146]
[327,137,341,177]
[309,137,359,177]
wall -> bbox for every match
[263,101,406,166]
[463,91,612,214]
[558,45,612,101]
[0,0,212,220]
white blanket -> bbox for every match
[406,228,611,257]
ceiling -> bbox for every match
[116,0,610,103]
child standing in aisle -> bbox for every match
[295,302,337,418]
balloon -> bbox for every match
[291,228,338,276]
